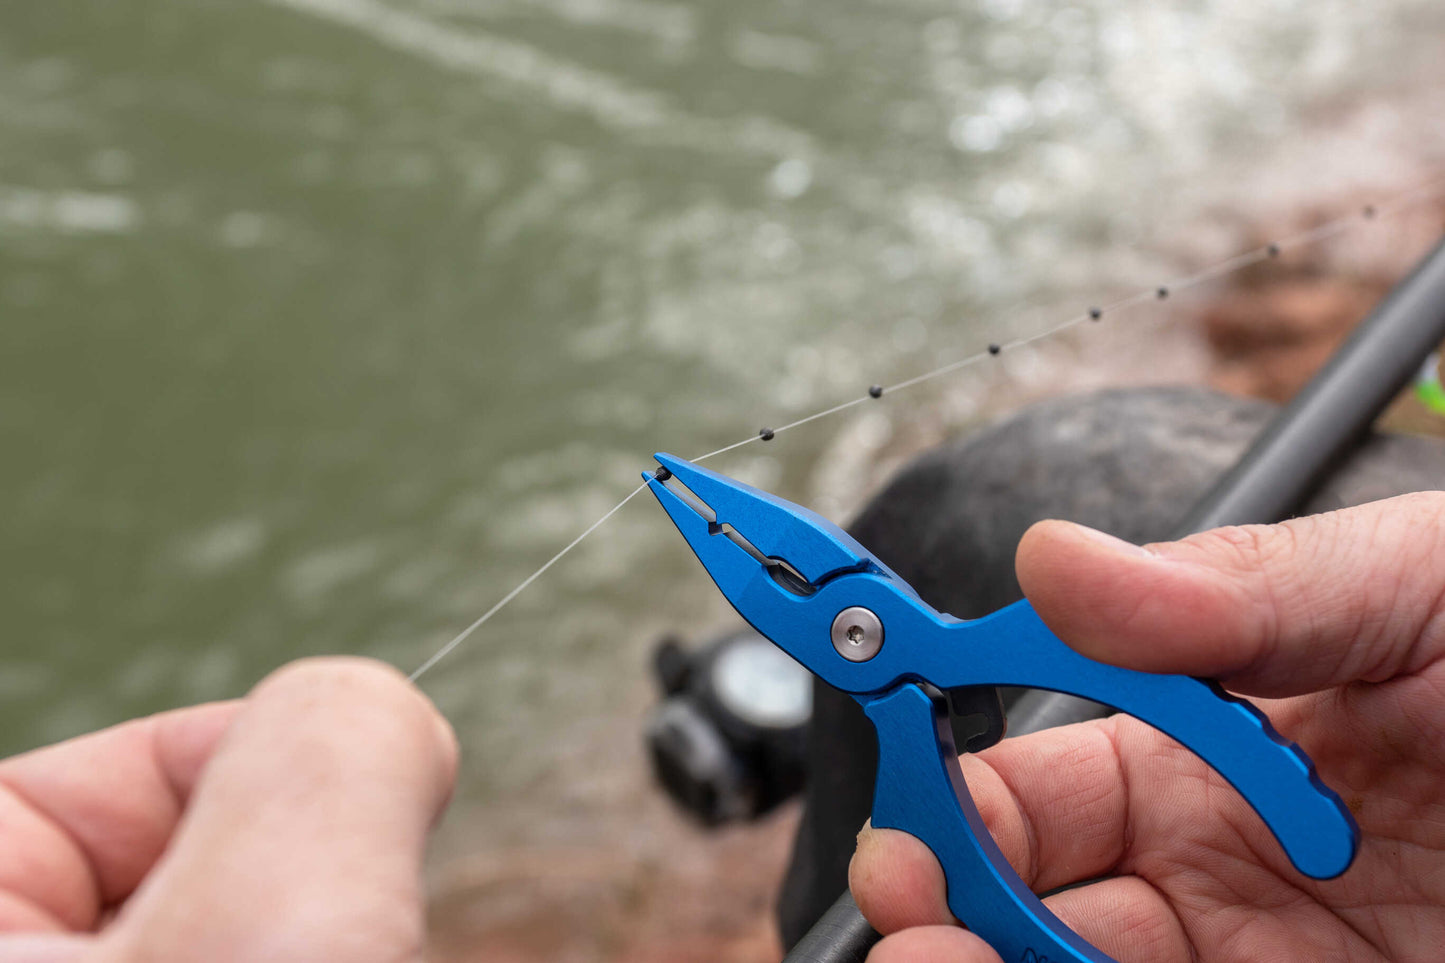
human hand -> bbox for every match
[0,657,457,963]
[849,492,1445,962]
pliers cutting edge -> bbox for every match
[644,452,1358,963]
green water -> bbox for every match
[3,0,1442,819]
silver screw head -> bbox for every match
[831,606,884,662]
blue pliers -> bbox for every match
[644,452,1359,963]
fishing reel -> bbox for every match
[644,628,812,823]
[644,627,1011,824]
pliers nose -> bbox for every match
[645,453,875,587]
[644,457,771,610]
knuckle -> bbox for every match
[1185,523,1291,573]
[1184,524,1293,634]
[253,657,453,762]
[257,655,410,697]
[1383,491,1445,570]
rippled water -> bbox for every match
[3,0,1442,820]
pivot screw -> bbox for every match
[831,606,884,662]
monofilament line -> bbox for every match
[698,175,1445,459]
[407,176,1445,679]
[409,482,649,681]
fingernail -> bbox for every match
[1067,522,1153,557]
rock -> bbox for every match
[1203,278,1386,401]
[428,804,798,963]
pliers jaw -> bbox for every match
[646,453,887,589]
[644,453,921,683]
[643,459,783,617]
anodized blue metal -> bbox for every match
[645,453,1361,963]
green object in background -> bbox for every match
[1416,354,1445,414]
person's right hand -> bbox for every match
[850,492,1445,961]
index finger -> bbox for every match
[0,700,240,932]
[850,717,1199,960]
[850,717,1131,932]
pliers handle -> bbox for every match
[862,600,1356,963]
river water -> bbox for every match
[3,0,1443,830]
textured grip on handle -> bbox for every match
[860,600,1361,962]
[942,601,1359,881]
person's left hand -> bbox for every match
[0,656,458,963]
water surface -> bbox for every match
[2,0,1441,821]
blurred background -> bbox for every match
[4,1,1445,959]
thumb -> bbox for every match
[99,657,457,963]
[1016,492,1445,697]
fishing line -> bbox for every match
[407,176,1445,681]
[408,481,649,681]
[701,177,1445,455]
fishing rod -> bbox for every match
[782,233,1445,963]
